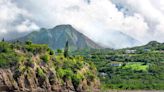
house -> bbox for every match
[144,49,151,52]
[125,50,136,54]
[100,72,108,78]
[110,62,123,67]
[111,63,122,67]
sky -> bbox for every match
[0,0,164,48]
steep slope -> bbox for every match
[14,25,101,50]
[0,42,100,92]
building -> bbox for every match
[125,50,136,54]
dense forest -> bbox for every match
[73,41,164,90]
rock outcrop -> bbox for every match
[0,42,100,92]
[0,67,100,92]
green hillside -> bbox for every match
[0,41,100,91]
[1,40,164,91]
[73,41,164,90]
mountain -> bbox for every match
[146,41,161,46]
[0,42,100,91]
[130,41,164,50]
[113,31,140,47]
[14,25,101,50]
[104,31,140,49]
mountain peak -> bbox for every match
[14,24,101,50]
[53,24,73,29]
[147,41,161,46]
[51,24,78,34]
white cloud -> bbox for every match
[0,0,39,40]
[16,20,39,32]
[112,0,164,42]
[0,0,164,48]
[1,29,7,34]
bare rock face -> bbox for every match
[0,67,100,92]
[0,69,19,91]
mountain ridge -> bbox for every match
[13,24,101,50]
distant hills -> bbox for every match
[14,25,101,50]
[130,41,164,50]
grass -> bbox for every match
[123,62,148,71]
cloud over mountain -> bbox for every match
[0,0,39,40]
[0,0,164,48]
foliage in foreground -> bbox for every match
[0,41,99,91]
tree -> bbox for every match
[57,49,62,53]
[25,40,32,45]
[2,38,5,42]
[16,40,20,44]
[49,49,54,55]
[41,54,50,63]
[64,41,69,57]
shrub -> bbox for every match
[86,71,95,81]
[57,49,62,53]
[49,50,54,55]
[25,40,32,45]
[63,69,73,79]
[57,68,65,78]
[57,68,73,80]
[41,54,50,63]
[72,73,83,88]
[37,67,45,77]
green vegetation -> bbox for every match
[0,41,98,90]
[57,68,73,79]
[64,41,69,57]
[73,41,164,90]
[1,40,163,90]
[85,71,95,81]
[14,25,100,51]
[37,67,46,78]
[25,40,32,45]
[72,73,84,87]
[122,62,148,71]
[41,54,50,63]
[0,42,20,68]
[57,49,62,53]
[2,38,5,42]
[49,49,54,55]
